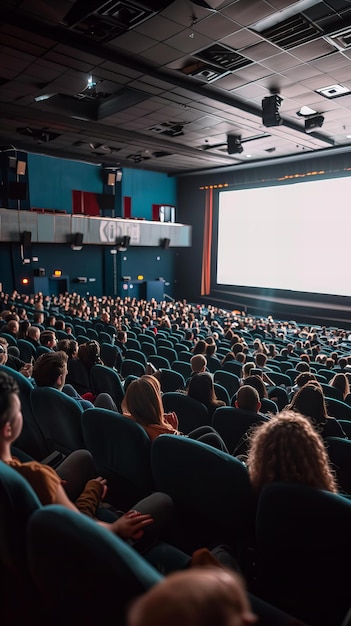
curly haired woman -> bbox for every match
[247,410,338,495]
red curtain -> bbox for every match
[201,188,213,296]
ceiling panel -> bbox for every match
[0,0,350,174]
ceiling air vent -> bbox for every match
[260,13,322,49]
[149,122,185,137]
[195,44,253,72]
[62,0,173,43]
[181,61,229,82]
[16,127,60,143]
[325,27,351,50]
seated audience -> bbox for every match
[32,350,116,411]
[0,337,33,378]
[0,369,182,559]
[286,382,347,440]
[122,375,228,451]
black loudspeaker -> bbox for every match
[33,268,46,277]
[121,235,130,248]
[21,231,31,246]
[73,232,84,247]
[262,95,283,127]
[161,237,171,249]
[227,135,243,154]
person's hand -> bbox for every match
[20,363,33,378]
[91,476,108,501]
[164,411,178,429]
[112,510,154,540]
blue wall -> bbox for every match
[28,154,103,212]
[122,168,176,220]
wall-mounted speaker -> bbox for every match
[21,231,31,247]
[17,160,26,176]
[121,235,130,248]
[33,268,46,277]
[116,170,122,183]
[74,232,84,247]
[161,237,171,249]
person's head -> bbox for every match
[33,311,45,325]
[192,339,207,355]
[117,330,127,344]
[235,352,246,364]
[294,372,316,388]
[242,362,255,379]
[32,351,68,389]
[101,311,110,324]
[187,372,217,405]
[27,325,40,343]
[0,338,9,366]
[232,342,243,356]
[127,567,257,626]
[191,354,207,374]
[247,410,338,495]
[6,319,19,336]
[40,330,57,349]
[121,375,164,426]
[338,357,347,369]
[325,357,335,370]
[78,340,102,368]
[205,342,217,357]
[242,375,267,399]
[255,353,267,368]
[235,385,261,413]
[295,361,310,373]
[0,371,22,444]
[329,372,350,400]
[288,382,327,423]
[57,338,78,359]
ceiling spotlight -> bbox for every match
[227,135,243,155]
[262,94,283,127]
[304,115,324,133]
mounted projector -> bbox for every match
[304,115,324,133]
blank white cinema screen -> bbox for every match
[217,176,351,297]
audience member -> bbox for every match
[247,410,338,496]
[235,385,262,414]
[329,372,350,401]
[122,375,228,451]
[27,325,41,348]
[187,372,225,419]
[0,337,33,378]
[127,567,257,626]
[190,354,207,375]
[39,330,57,351]
[286,382,347,440]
